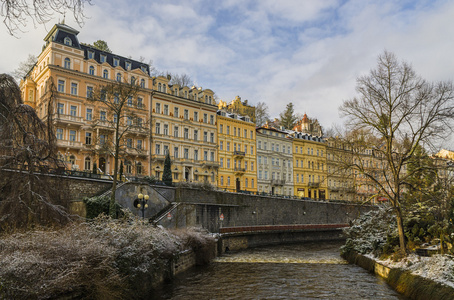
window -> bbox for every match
[250,130,253,139]
[70,105,77,116]
[125,61,131,70]
[259,170,262,179]
[244,145,248,153]
[103,69,108,79]
[127,96,133,106]
[251,146,254,155]
[64,58,70,69]
[87,51,94,59]
[100,54,106,63]
[234,127,236,136]
[228,177,231,186]
[126,138,132,148]
[258,141,261,149]
[174,147,178,158]
[245,178,248,188]
[84,157,91,171]
[184,109,189,120]
[204,131,208,142]
[85,132,92,145]
[227,126,230,135]
[69,130,76,141]
[137,140,143,149]
[113,114,117,124]
[131,76,136,85]
[137,117,143,127]
[220,141,223,150]
[116,73,121,82]
[251,162,254,171]
[56,128,63,140]
[127,116,133,126]
[58,80,65,92]
[244,129,247,138]
[251,179,254,188]
[136,162,143,175]
[203,114,207,123]
[245,161,248,170]
[155,103,161,114]
[86,108,92,120]
[210,133,214,143]
[173,173,179,180]
[86,86,93,98]
[258,156,262,164]
[163,84,166,93]
[194,130,198,140]
[220,124,223,134]
[264,142,267,150]
[194,150,198,161]
[227,142,230,151]
[70,83,78,95]
[184,148,189,159]
[221,176,224,186]
[113,58,119,67]
[204,151,208,161]
[164,105,169,115]
[137,97,143,108]
[210,115,214,124]
[57,103,64,114]
[174,107,179,118]
[184,128,189,139]
[227,159,231,168]
[174,126,179,138]
[140,79,145,88]
[64,37,72,46]
[155,123,161,134]
[164,124,169,135]
[220,158,224,167]
[194,111,198,121]
[155,144,161,155]
[100,111,106,121]
[210,152,214,161]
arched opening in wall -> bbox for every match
[99,157,106,174]
[236,178,240,192]
[184,167,190,182]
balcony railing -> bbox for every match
[55,114,84,125]
[308,182,320,188]
[271,179,285,186]
[56,140,83,148]
[202,161,220,168]
[234,167,246,174]
[233,151,246,157]
[152,154,166,162]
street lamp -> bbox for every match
[135,193,149,219]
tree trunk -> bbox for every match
[109,135,120,218]
[395,206,406,255]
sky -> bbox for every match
[2,0,454,132]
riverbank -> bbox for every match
[0,217,216,299]
[342,250,454,300]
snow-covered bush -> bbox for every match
[0,216,216,299]
[341,205,397,256]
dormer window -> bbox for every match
[113,58,119,67]
[64,37,72,46]
[88,51,94,59]
[100,54,106,63]
[141,66,147,73]
[125,61,131,70]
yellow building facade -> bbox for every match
[150,76,218,183]
[217,110,257,192]
[21,23,151,177]
[291,133,328,199]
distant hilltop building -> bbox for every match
[218,96,256,122]
[293,113,323,137]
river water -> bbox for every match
[154,242,407,299]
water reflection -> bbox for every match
[155,242,407,300]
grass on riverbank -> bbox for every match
[0,214,216,299]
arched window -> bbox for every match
[89,66,95,75]
[131,76,136,84]
[158,83,162,92]
[103,69,109,79]
[69,155,76,165]
[64,37,72,46]
[163,84,166,93]
[140,79,145,88]
[136,162,142,175]
[84,157,91,171]
[209,96,212,104]
[205,95,208,103]
[116,73,122,82]
[185,91,188,98]
[125,160,132,174]
[64,58,71,69]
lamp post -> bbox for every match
[136,193,149,219]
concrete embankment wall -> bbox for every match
[342,251,454,300]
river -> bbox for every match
[154,241,407,299]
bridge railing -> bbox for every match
[219,224,349,234]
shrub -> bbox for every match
[83,195,122,219]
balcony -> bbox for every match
[271,179,285,186]
[233,151,245,157]
[152,154,166,162]
[55,114,84,126]
[308,182,320,188]
[234,167,246,175]
[56,140,83,149]
[202,161,220,168]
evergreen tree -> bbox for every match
[279,102,298,129]
[163,153,173,186]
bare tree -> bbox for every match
[0,74,69,230]
[88,78,148,217]
[340,51,454,255]
[255,101,270,127]
[168,73,193,87]
[12,54,37,82]
[1,0,90,36]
